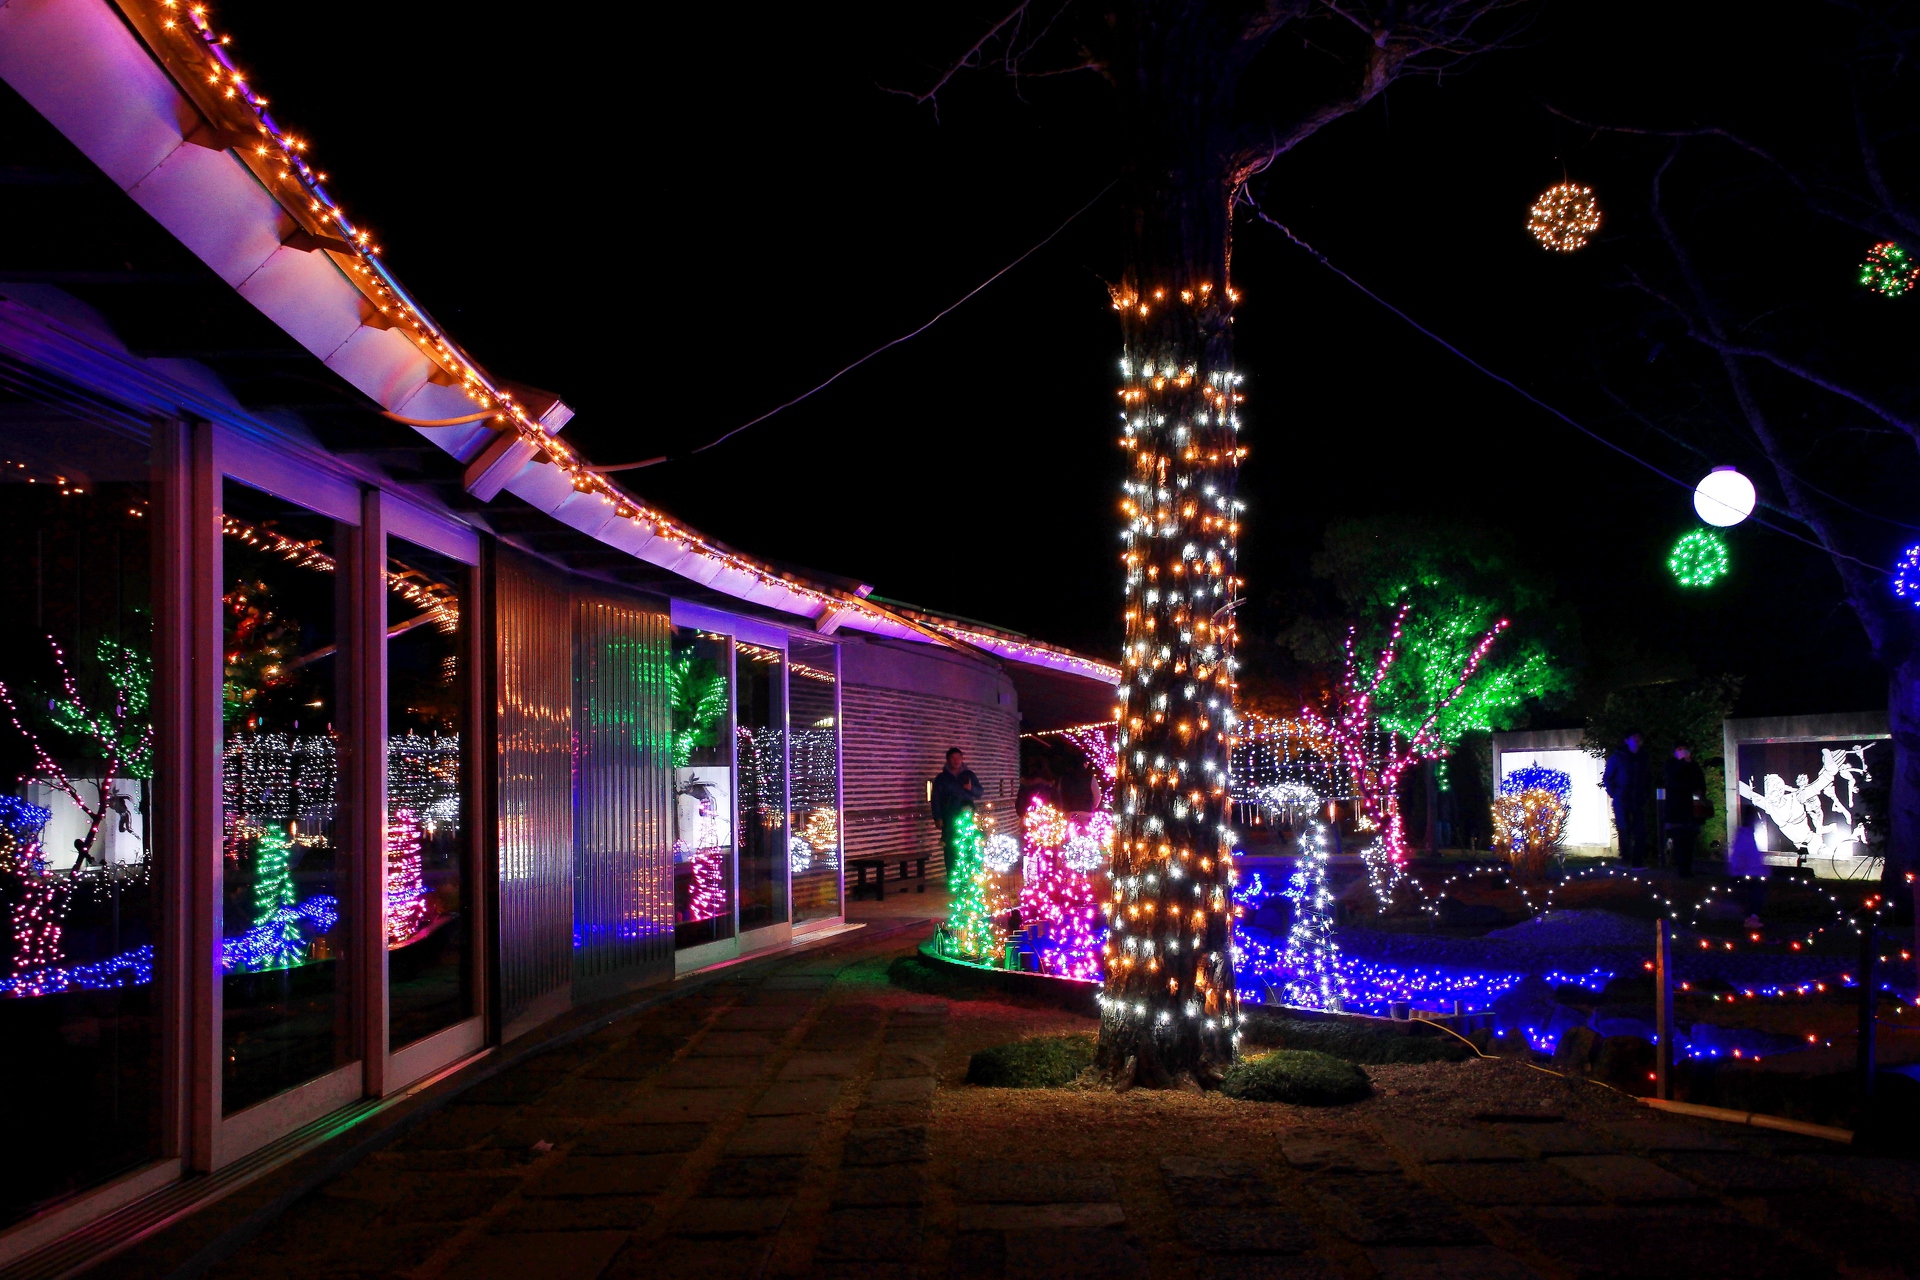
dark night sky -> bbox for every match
[208,1,1912,722]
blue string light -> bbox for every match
[1893,543,1920,605]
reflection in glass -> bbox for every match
[386,537,469,1048]
[220,480,352,1114]
[736,641,787,931]
[671,629,733,948]
[0,407,159,1226]
[788,639,840,924]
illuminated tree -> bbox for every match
[903,0,1517,1088]
[0,635,153,876]
[248,822,303,969]
[668,653,727,768]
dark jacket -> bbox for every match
[1603,745,1652,806]
[1662,757,1710,827]
[931,767,984,825]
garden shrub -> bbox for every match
[1221,1049,1372,1105]
[964,1033,1096,1087]
[1249,1014,1475,1064]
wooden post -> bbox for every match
[1655,918,1674,1101]
[1858,922,1877,1102]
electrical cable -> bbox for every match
[1243,197,1890,577]
[595,179,1119,471]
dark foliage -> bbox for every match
[965,1033,1097,1088]
[1220,1049,1373,1104]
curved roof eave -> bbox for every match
[0,0,932,645]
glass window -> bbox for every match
[788,638,840,924]
[736,641,787,931]
[386,537,469,1048]
[0,406,159,1226]
[220,480,352,1114]
[671,629,733,949]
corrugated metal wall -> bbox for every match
[494,551,575,1030]
[841,683,1020,877]
[572,593,673,1000]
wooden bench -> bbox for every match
[848,856,889,901]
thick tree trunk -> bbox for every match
[1096,14,1244,1087]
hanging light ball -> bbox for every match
[1693,466,1756,527]
[1527,182,1603,252]
[983,833,1021,873]
[1892,544,1920,606]
[1669,528,1730,588]
[1858,241,1919,297]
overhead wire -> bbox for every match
[596,179,1119,472]
[1240,194,1891,577]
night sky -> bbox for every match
[208,1,1912,723]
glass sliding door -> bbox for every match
[385,537,469,1049]
[0,404,160,1226]
[219,480,353,1114]
[787,638,840,924]
[671,629,733,950]
[736,641,787,932]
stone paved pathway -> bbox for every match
[163,928,1916,1280]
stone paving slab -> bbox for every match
[1307,1174,1487,1245]
[1597,1119,1745,1152]
[1000,1226,1149,1280]
[1281,1138,1402,1174]
[1366,1245,1544,1280]
[661,1057,766,1089]
[778,1051,863,1078]
[624,1087,752,1123]
[692,1031,780,1057]
[1547,1154,1705,1202]
[1161,1156,1279,1207]
[447,1229,630,1280]
[1760,1193,1918,1271]
[713,1005,811,1031]
[843,1126,930,1166]
[813,1207,926,1262]
[954,1162,1118,1204]
[1194,1257,1337,1280]
[1395,1126,1524,1163]
[833,1166,930,1207]
[1498,1207,1831,1280]
[749,1078,843,1115]
[726,1114,821,1156]
[528,1153,683,1197]
[574,1121,708,1155]
[675,1195,792,1237]
[1491,1122,1613,1156]
[868,1075,937,1104]
[879,1050,939,1078]
[1800,1152,1920,1202]
[608,1237,775,1280]
[1175,1206,1314,1254]
[1657,1151,1814,1193]
[702,1154,808,1198]
[957,1202,1129,1230]
[490,1193,654,1232]
[1419,1160,1600,1207]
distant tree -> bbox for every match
[905,1,1524,1089]
[1580,675,1742,762]
[1568,3,1920,916]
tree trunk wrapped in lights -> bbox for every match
[897,1,1516,1089]
[1099,158,1247,1086]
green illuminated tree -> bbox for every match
[668,653,728,768]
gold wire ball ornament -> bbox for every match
[1527,182,1603,252]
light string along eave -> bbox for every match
[140,0,891,623]
[1237,194,1889,579]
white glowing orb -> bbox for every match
[1693,466,1756,527]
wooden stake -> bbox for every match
[1655,918,1674,1101]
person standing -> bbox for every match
[931,746,985,867]
[1661,742,1710,878]
[1603,730,1654,868]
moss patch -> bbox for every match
[964,1033,1097,1088]
[1248,1015,1475,1065]
[1221,1049,1373,1105]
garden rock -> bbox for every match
[1592,1036,1656,1092]
[1552,1026,1601,1076]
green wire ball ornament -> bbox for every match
[1859,241,1920,297]
[1669,528,1730,588]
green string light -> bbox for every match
[1669,528,1730,587]
[1859,241,1919,298]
